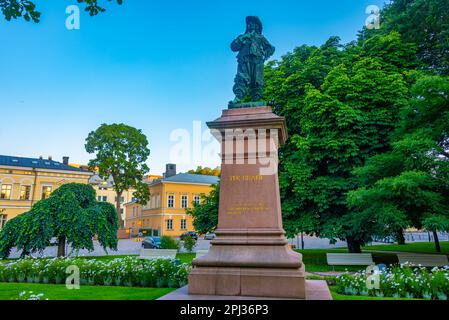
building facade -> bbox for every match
[0,155,92,229]
[88,173,162,224]
[125,166,219,237]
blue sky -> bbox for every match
[0,0,386,175]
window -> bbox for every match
[115,196,124,203]
[0,214,7,229]
[181,195,188,208]
[41,186,52,200]
[97,196,107,202]
[166,219,173,230]
[20,185,31,200]
[156,194,160,208]
[0,184,12,200]
[193,194,201,205]
[181,219,187,230]
[167,193,174,208]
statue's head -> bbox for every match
[245,16,262,34]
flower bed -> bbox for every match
[0,256,190,288]
[336,264,449,300]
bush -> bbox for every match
[0,256,190,288]
[336,264,449,300]
[183,235,196,253]
[160,236,179,250]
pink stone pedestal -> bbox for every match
[160,280,332,300]
[188,106,306,299]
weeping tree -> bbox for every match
[0,183,119,258]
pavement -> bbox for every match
[7,235,347,258]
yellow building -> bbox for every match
[88,173,163,224]
[125,165,219,237]
[0,155,92,229]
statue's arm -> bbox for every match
[262,37,275,59]
[231,35,244,52]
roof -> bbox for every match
[150,173,219,186]
[0,155,91,173]
[89,174,115,187]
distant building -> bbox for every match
[88,174,137,223]
[125,164,219,237]
[69,164,162,224]
[0,155,92,229]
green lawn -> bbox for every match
[0,282,174,300]
[363,241,449,255]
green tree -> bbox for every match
[348,75,449,252]
[0,183,118,258]
[186,183,219,234]
[264,34,411,252]
[85,123,151,227]
[360,0,449,75]
[0,0,123,22]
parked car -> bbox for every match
[204,233,216,240]
[180,231,198,241]
[142,236,161,249]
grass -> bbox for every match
[363,241,449,255]
[0,282,174,300]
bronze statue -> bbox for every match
[229,16,275,108]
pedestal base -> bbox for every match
[188,265,306,299]
[160,280,331,300]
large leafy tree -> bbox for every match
[186,184,219,234]
[348,75,449,252]
[0,183,118,258]
[0,0,123,22]
[360,0,449,75]
[85,123,151,227]
[264,33,411,252]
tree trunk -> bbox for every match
[57,237,66,257]
[433,231,441,253]
[116,191,124,228]
[396,230,405,245]
[347,237,362,253]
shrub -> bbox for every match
[0,256,190,288]
[160,236,179,250]
[336,264,449,300]
[183,235,196,253]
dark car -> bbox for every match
[204,233,216,240]
[180,231,198,241]
[142,236,161,249]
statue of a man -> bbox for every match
[229,16,275,107]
